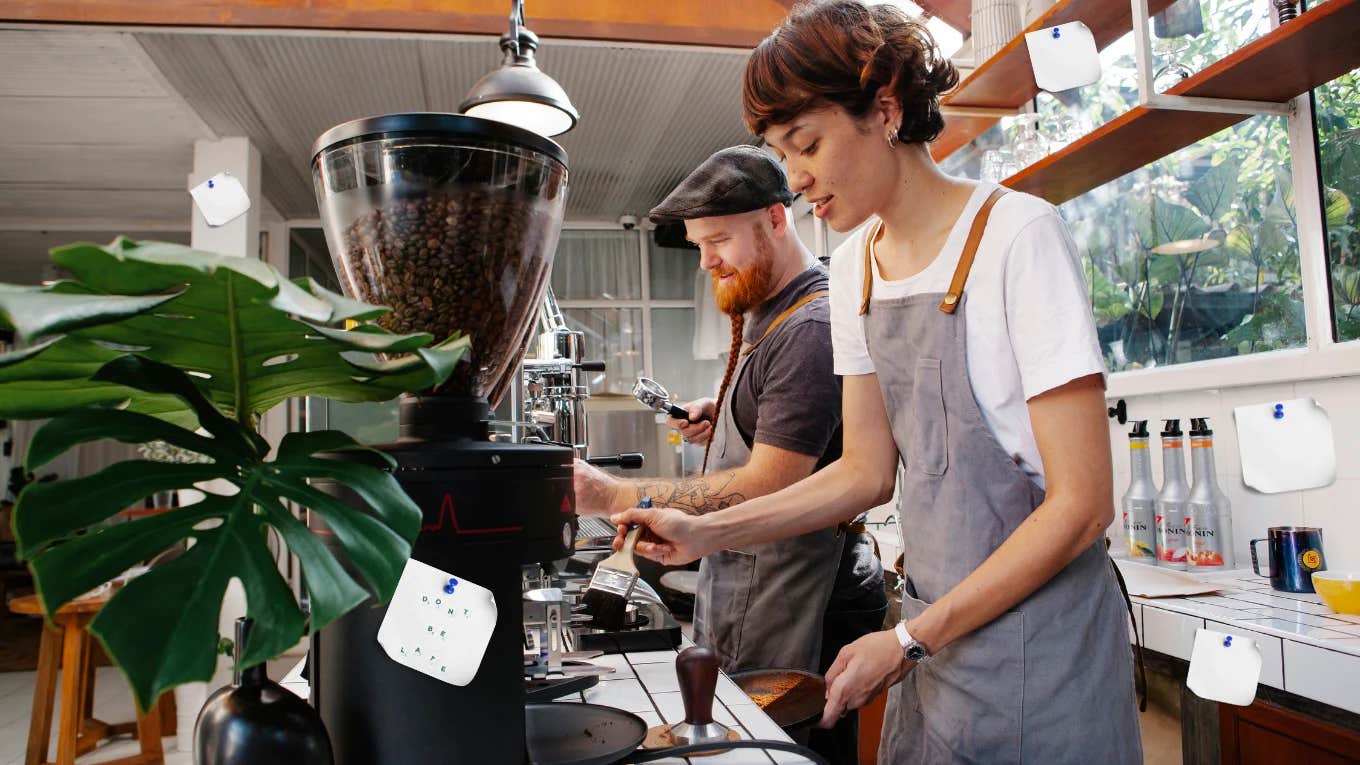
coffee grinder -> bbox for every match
[307,113,573,765]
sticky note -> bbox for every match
[1234,397,1336,494]
[1187,628,1261,706]
[189,171,251,227]
[1024,21,1101,92]
[376,558,498,687]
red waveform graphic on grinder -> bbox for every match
[421,493,524,535]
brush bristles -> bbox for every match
[582,587,629,631]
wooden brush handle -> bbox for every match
[620,524,643,559]
[675,646,719,725]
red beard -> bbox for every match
[712,229,775,315]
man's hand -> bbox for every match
[608,505,714,565]
[573,459,624,517]
[820,630,913,728]
[669,398,716,446]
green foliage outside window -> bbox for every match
[1316,69,1360,341]
[1031,0,1359,369]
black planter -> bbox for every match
[195,618,333,765]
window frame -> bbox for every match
[1104,86,1360,398]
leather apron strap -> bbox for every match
[858,187,1009,316]
[741,290,828,357]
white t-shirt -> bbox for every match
[829,183,1105,489]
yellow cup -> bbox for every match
[1312,571,1360,615]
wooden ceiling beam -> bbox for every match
[1,0,792,48]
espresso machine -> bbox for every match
[307,112,575,765]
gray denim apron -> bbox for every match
[864,189,1141,763]
[693,291,847,675]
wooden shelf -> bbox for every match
[918,0,972,33]
[932,0,1179,160]
[1005,0,1360,204]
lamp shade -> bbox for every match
[460,31,579,138]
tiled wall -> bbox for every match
[1105,375,1360,572]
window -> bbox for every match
[560,307,643,395]
[551,230,640,301]
[1061,116,1303,370]
[552,229,730,403]
[1315,66,1360,342]
[941,0,1313,374]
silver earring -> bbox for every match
[887,129,899,149]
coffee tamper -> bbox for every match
[642,646,740,754]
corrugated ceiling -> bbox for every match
[133,31,757,221]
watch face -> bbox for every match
[905,644,929,663]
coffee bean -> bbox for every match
[338,190,554,401]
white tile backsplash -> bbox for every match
[1301,479,1360,573]
[1113,377,1358,571]
[1224,482,1306,572]
[1306,378,1360,480]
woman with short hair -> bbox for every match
[613,1,1142,762]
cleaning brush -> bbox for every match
[581,497,649,630]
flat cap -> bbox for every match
[648,145,794,225]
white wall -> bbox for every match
[1106,375,1360,572]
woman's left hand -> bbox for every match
[820,629,914,728]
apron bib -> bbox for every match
[863,190,1141,763]
[693,291,847,674]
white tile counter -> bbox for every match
[1126,566,1360,715]
[281,635,816,764]
[553,636,815,765]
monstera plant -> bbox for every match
[0,238,467,711]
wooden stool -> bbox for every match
[9,593,165,765]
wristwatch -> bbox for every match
[894,621,932,664]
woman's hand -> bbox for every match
[820,630,913,728]
[608,505,715,565]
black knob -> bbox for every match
[1107,399,1128,425]
[585,453,645,469]
[576,360,606,372]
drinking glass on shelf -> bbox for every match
[980,149,1017,182]
[1047,111,1089,149]
[1011,114,1048,167]
[1152,35,1194,92]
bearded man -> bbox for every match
[572,146,885,765]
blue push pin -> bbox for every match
[1052,27,1061,38]
[443,577,458,595]
[207,179,214,189]
[1223,635,1233,647]
[1273,403,1284,420]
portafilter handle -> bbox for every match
[633,377,705,422]
[676,646,719,726]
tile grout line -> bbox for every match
[625,648,692,765]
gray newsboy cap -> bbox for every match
[648,145,795,225]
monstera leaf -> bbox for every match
[0,238,466,711]
[0,238,468,427]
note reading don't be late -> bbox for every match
[376,558,498,687]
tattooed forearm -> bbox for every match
[628,472,748,516]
